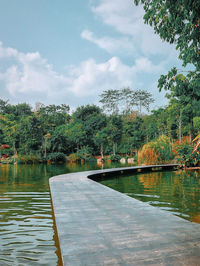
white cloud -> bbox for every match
[0,42,71,102]
[66,56,164,98]
[68,57,134,96]
[91,0,143,36]
[0,42,165,107]
[0,41,18,58]
[81,29,135,54]
[91,0,177,56]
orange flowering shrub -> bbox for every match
[138,135,174,165]
[138,147,160,165]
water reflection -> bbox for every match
[0,162,123,265]
[0,164,61,265]
[0,192,55,265]
[100,170,200,223]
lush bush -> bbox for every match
[17,153,42,164]
[85,157,97,163]
[138,135,174,165]
[174,142,192,166]
[173,138,200,167]
[109,154,121,162]
[68,146,92,162]
[67,153,80,162]
[47,152,66,163]
[0,156,14,164]
[172,136,197,167]
[76,146,92,160]
[188,151,200,167]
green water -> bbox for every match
[0,162,122,266]
[1,165,200,265]
[100,170,200,224]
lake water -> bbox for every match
[1,164,200,265]
[0,162,121,266]
[100,170,200,224]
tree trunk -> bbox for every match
[44,139,47,159]
[100,143,104,159]
[189,131,192,143]
[139,101,142,114]
[178,110,182,143]
[113,143,116,155]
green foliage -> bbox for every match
[175,143,194,167]
[109,154,121,162]
[36,104,70,138]
[158,68,200,138]
[94,127,109,157]
[1,96,200,167]
[123,116,145,153]
[67,122,87,150]
[67,147,92,162]
[76,146,92,160]
[67,153,80,162]
[193,117,200,133]
[17,154,42,164]
[72,105,101,121]
[47,152,66,163]
[84,157,97,163]
[134,0,200,142]
[106,115,122,155]
[134,0,200,69]
[49,125,70,154]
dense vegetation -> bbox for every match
[0,85,200,165]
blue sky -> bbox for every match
[0,0,184,111]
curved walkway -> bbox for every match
[49,165,200,266]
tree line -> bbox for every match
[0,84,200,161]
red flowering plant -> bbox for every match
[0,145,10,161]
[0,144,10,149]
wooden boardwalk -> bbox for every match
[49,165,200,266]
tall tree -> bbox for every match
[66,122,87,151]
[123,116,145,155]
[71,105,107,153]
[158,69,200,139]
[134,0,200,69]
[0,99,9,113]
[17,115,43,154]
[94,128,108,158]
[132,89,155,114]
[120,87,133,114]
[134,0,200,139]
[49,125,71,154]
[99,89,121,114]
[106,115,122,155]
[100,88,154,115]
[14,103,32,117]
[37,104,70,133]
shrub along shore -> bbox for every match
[1,134,198,168]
